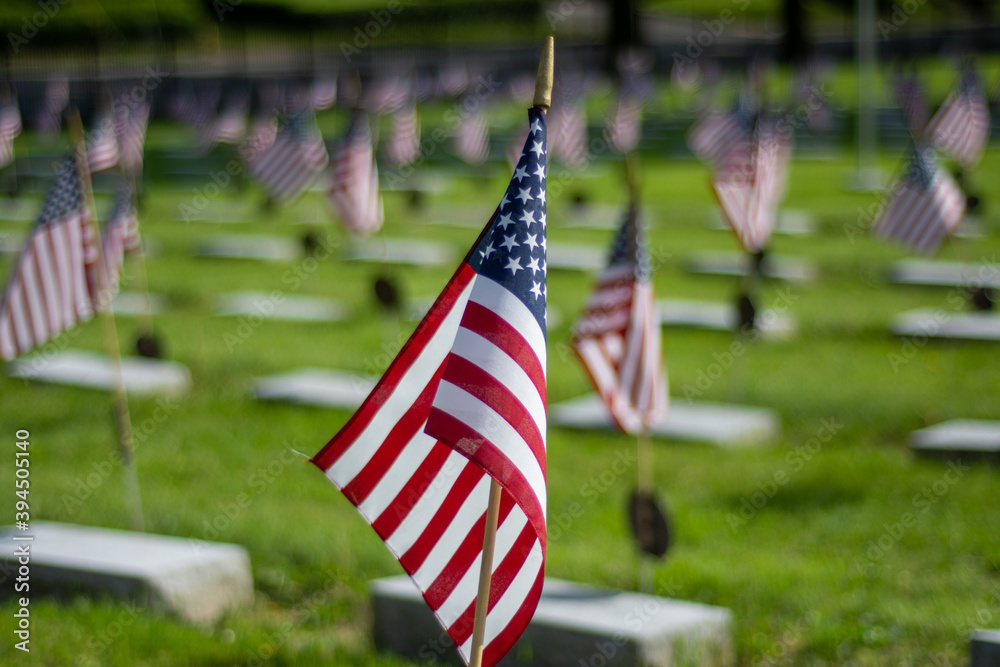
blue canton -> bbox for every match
[904,144,938,191]
[606,203,651,282]
[468,107,547,334]
[38,153,83,229]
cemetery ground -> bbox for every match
[1,115,999,665]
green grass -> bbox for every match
[1,91,999,666]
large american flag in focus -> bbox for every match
[328,113,383,237]
[873,145,965,255]
[247,108,328,202]
[927,68,991,169]
[312,106,548,667]
[572,202,667,434]
[0,153,98,361]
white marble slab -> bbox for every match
[657,299,796,340]
[345,238,455,266]
[888,260,1000,290]
[688,251,817,283]
[214,292,350,322]
[255,368,376,409]
[547,243,607,272]
[891,309,1000,341]
[8,350,191,396]
[195,234,302,261]
[909,419,1000,458]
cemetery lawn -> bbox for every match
[1,118,998,666]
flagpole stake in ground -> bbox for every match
[69,110,145,533]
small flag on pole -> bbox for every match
[873,145,965,255]
[454,105,490,166]
[926,67,991,170]
[247,108,329,202]
[0,103,22,168]
[892,67,928,136]
[0,152,98,361]
[328,113,384,237]
[312,105,548,667]
[606,92,641,155]
[383,103,421,168]
[87,111,121,174]
[547,95,587,169]
[687,97,756,171]
[114,100,150,175]
[572,203,667,434]
[100,181,141,297]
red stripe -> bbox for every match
[479,567,544,666]
[341,367,443,504]
[459,301,545,405]
[311,264,476,471]
[448,521,537,645]
[370,441,452,540]
[440,355,546,473]
[424,491,515,609]
[398,460,484,574]
[424,408,547,551]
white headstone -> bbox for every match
[214,292,350,322]
[9,350,191,396]
[255,369,376,409]
[657,299,796,340]
[195,235,302,261]
[891,310,1000,342]
[688,251,817,282]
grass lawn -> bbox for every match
[0,87,998,666]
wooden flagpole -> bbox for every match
[468,35,553,667]
[69,110,145,532]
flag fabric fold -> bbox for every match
[873,145,965,255]
[114,100,150,176]
[0,152,98,361]
[87,111,121,174]
[328,113,384,237]
[312,106,548,667]
[926,68,990,169]
[0,104,22,169]
[571,203,667,434]
[247,108,329,202]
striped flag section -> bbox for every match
[711,116,791,253]
[547,99,586,169]
[100,181,140,297]
[311,78,338,111]
[383,104,421,167]
[453,106,490,166]
[926,68,991,169]
[873,145,965,255]
[199,101,247,149]
[247,109,329,202]
[0,153,98,361]
[572,203,667,434]
[0,104,22,168]
[328,114,383,237]
[606,93,641,154]
[687,102,755,170]
[87,111,121,174]
[312,106,548,667]
[114,101,150,175]
[892,68,928,135]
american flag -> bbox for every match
[606,93,641,154]
[454,105,490,166]
[247,109,329,202]
[0,104,22,168]
[87,111,121,174]
[873,145,965,255]
[547,98,587,169]
[312,106,548,667]
[572,203,667,434]
[892,68,928,135]
[365,78,411,116]
[311,78,338,111]
[0,153,98,361]
[114,101,150,175]
[687,97,756,170]
[35,78,68,135]
[383,103,420,167]
[926,68,991,169]
[328,113,383,237]
[99,181,140,299]
[711,115,791,253]
[199,98,247,149]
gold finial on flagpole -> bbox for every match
[533,35,555,110]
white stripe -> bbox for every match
[328,278,474,485]
[411,474,491,590]
[357,429,436,522]
[21,249,48,343]
[458,538,543,657]
[468,275,546,378]
[451,328,546,440]
[436,508,528,627]
[384,449,473,557]
[9,282,31,355]
[432,382,546,517]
